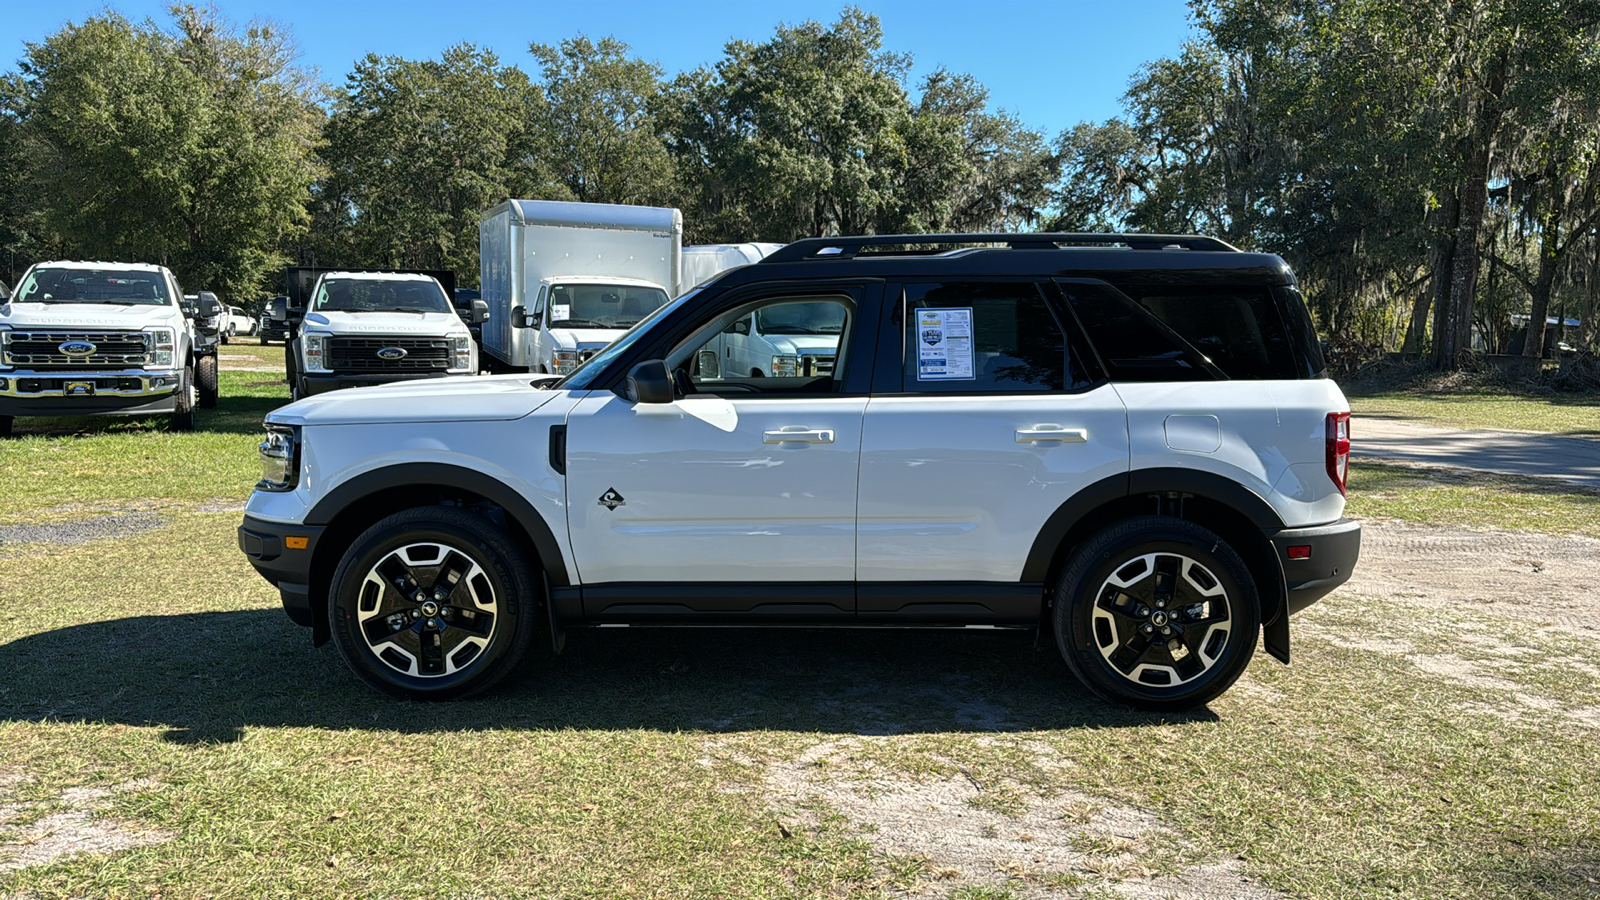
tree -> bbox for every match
[316,44,552,279]
[9,6,321,297]
[529,36,674,207]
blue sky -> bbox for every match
[0,0,1197,138]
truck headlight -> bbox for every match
[257,424,300,492]
[0,325,11,370]
[143,326,176,368]
[553,349,579,374]
[771,354,798,377]
[303,334,328,372]
[451,335,473,372]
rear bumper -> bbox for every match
[238,513,325,628]
[1270,517,1362,615]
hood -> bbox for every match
[266,374,565,426]
[766,334,843,353]
[547,326,624,350]
[0,301,183,329]
[301,310,467,336]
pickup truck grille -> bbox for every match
[327,337,451,372]
[798,352,836,376]
[1,331,151,369]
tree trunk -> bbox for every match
[1432,56,1507,370]
[1410,194,1459,355]
[1522,224,1562,358]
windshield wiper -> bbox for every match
[554,318,604,328]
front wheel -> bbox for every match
[1053,516,1258,711]
[328,506,541,699]
[221,326,232,345]
[0,416,12,438]
[197,355,219,409]
[169,364,196,431]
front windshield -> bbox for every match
[756,301,847,335]
[313,278,452,313]
[15,267,172,306]
[559,288,699,390]
[547,283,670,329]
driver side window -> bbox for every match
[668,294,854,396]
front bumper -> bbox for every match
[239,513,326,628]
[301,370,461,396]
[1270,517,1362,615]
[0,368,180,416]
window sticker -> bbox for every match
[551,304,571,322]
[915,307,975,380]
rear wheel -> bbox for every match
[197,354,219,408]
[169,364,196,431]
[328,506,541,699]
[221,326,232,345]
[1053,516,1258,711]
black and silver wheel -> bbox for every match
[197,354,219,409]
[169,364,196,431]
[329,506,540,699]
[1054,516,1258,711]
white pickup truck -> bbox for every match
[1,260,205,436]
[287,271,483,400]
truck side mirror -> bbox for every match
[199,295,222,318]
[725,319,750,336]
[510,305,539,328]
[624,360,674,404]
[471,299,490,325]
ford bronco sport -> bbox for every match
[238,233,1360,711]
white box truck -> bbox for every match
[479,200,682,375]
[678,243,785,296]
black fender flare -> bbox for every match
[305,462,570,585]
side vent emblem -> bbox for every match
[598,488,625,511]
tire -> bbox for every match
[259,334,268,346]
[285,344,298,399]
[328,506,541,699]
[221,326,232,345]
[1053,516,1259,711]
[0,416,12,438]
[197,354,219,409]
[169,364,196,432]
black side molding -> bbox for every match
[549,424,567,476]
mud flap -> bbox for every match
[1263,612,1289,664]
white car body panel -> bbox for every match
[266,373,560,427]
[563,392,866,583]
[301,310,471,339]
[856,388,1132,582]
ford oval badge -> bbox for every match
[59,340,97,357]
[376,347,407,361]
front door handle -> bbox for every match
[764,428,835,444]
[1016,425,1088,443]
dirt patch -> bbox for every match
[0,512,166,547]
[757,738,1286,898]
[1347,520,1600,637]
[0,777,174,873]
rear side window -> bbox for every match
[1113,284,1305,380]
[1059,281,1214,382]
[901,281,1096,393]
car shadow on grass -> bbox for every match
[0,610,1215,741]
[9,395,287,439]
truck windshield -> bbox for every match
[548,284,669,329]
[313,279,452,313]
[558,288,700,390]
[756,301,846,335]
[15,268,172,306]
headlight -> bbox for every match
[0,325,11,370]
[302,334,328,372]
[143,326,175,368]
[553,349,579,374]
[257,424,300,492]
[771,354,798,377]
[450,335,473,372]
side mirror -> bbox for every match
[471,299,490,325]
[624,359,674,404]
[725,319,750,336]
[510,305,539,328]
[199,295,222,318]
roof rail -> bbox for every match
[760,233,1240,263]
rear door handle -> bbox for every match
[764,428,835,444]
[1016,425,1088,443]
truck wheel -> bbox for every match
[1053,516,1258,712]
[0,416,12,438]
[221,326,232,345]
[197,355,219,409]
[169,364,196,432]
[328,506,541,700]
[284,345,298,399]
[259,334,268,345]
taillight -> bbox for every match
[1326,412,1351,496]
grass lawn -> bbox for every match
[1347,390,1600,435]
[3,372,1599,898]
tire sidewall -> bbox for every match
[1055,517,1259,711]
[328,509,537,699]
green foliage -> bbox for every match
[314,43,553,281]
[5,6,321,298]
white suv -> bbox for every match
[239,233,1360,711]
